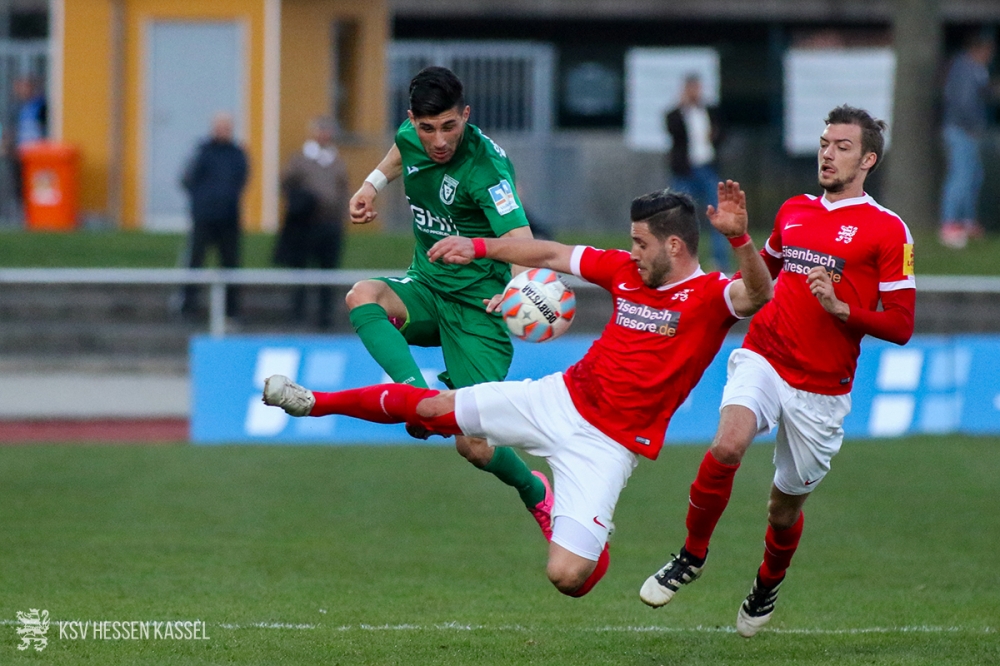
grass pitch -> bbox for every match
[1,436,997,665]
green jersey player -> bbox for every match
[347,66,551,539]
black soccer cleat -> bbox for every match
[736,573,783,637]
[639,546,706,607]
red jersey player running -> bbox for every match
[261,182,773,597]
[639,105,916,636]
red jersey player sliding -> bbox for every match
[640,105,916,636]
[262,182,773,597]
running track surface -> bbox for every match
[0,419,188,444]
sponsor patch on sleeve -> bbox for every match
[488,179,520,216]
[903,243,914,276]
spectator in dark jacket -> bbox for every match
[179,112,249,318]
[665,74,728,271]
[275,116,349,328]
[939,33,996,249]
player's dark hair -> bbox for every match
[630,190,699,255]
[825,105,888,172]
[409,66,465,118]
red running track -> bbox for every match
[0,419,189,443]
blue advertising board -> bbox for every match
[190,334,1000,445]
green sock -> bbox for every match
[349,303,427,388]
[482,446,546,508]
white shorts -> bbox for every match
[455,372,638,560]
[720,348,852,495]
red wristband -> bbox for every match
[472,237,488,259]
[728,233,751,249]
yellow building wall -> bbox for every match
[60,0,115,217]
[121,0,267,230]
[280,0,389,212]
[59,0,388,231]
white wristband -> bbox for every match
[364,169,388,194]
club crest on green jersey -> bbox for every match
[440,174,459,205]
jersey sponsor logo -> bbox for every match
[409,203,458,237]
[617,282,641,291]
[672,288,694,302]
[439,174,459,205]
[488,179,520,216]
[406,166,419,175]
[784,223,802,230]
[835,225,858,243]
[903,243,914,276]
[783,245,846,282]
[593,516,606,528]
[614,297,680,336]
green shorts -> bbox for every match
[376,276,513,389]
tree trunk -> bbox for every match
[883,0,942,230]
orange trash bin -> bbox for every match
[18,141,80,231]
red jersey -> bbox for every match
[563,246,739,460]
[744,193,915,395]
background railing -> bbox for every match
[1,268,996,338]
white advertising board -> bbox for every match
[784,48,895,155]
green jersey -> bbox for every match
[395,120,529,307]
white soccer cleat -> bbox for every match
[639,547,706,607]
[735,574,783,638]
[262,375,315,417]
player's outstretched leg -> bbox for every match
[262,375,462,436]
[641,406,752,606]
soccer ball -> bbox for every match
[499,268,576,342]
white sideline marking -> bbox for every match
[1,619,994,635]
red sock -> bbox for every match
[759,512,804,587]
[684,451,740,560]
[567,544,610,598]
[310,384,462,435]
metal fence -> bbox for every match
[388,41,555,135]
[0,268,995,339]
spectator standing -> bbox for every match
[939,33,995,249]
[666,74,729,271]
[2,76,47,213]
[179,112,249,318]
[275,117,350,328]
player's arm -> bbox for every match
[501,225,534,277]
[428,235,574,275]
[708,181,773,317]
[349,144,404,224]
[806,271,915,345]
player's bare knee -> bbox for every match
[415,391,455,419]
[455,436,492,467]
[710,438,745,464]
[345,280,379,310]
[547,560,591,595]
[766,504,800,531]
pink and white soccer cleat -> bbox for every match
[528,471,554,541]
